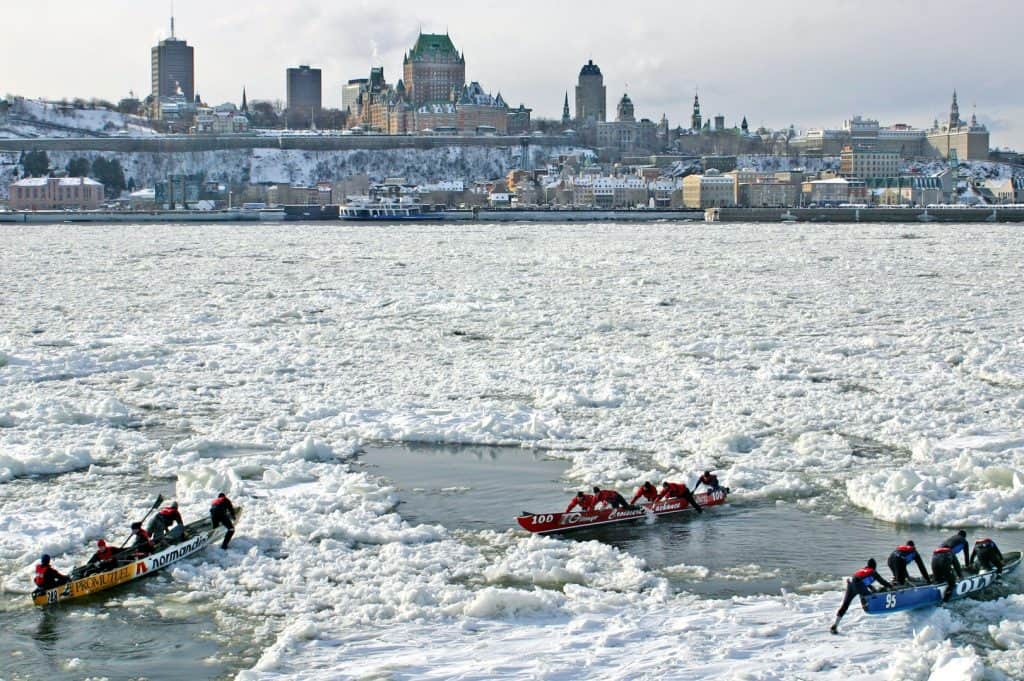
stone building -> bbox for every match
[575,60,606,123]
[682,170,736,208]
[348,34,508,134]
[926,91,990,161]
[403,33,466,106]
[9,177,104,210]
[506,104,533,135]
[839,145,901,179]
[595,94,658,156]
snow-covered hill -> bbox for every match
[0,98,157,139]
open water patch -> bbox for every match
[356,443,569,532]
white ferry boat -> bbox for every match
[339,197,443,222]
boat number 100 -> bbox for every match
[532,515,555,524]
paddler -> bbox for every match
[565,491,596,513]
[87,540,119,572]
[147,501,184,542]
[210,493,237,549]
[130,521,155,556]
[931,543,964,603]
[830,558,891,634]
[630,481,659,505]
[941,530,971,567]
[887,540,930,585]
[592,486,631,510]
[693,470,723,493]
[971,538,1004,574]
[33,555,69,592]
[656,481,703,513]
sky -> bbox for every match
[3,0,1022,148]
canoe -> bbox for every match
[862,550,1021,615]
[32,508,242,606]
[516,489,728,534]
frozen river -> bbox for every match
[1,222,1023,680]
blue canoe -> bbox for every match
[862,550,1021,615]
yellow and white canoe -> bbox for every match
[32,508,241,606]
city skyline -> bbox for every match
[3,0,1023,147]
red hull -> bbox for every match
[517,489,728,534]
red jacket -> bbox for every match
[565,494,596,513]
[34,564,64,587]
[630,485,658,504]
[133,527,154,551]
[157,507,184,526]
[656,482,690,501]
[593,490,621,505]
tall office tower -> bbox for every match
[575,60,606,123]
[286,65,323,126]
[151,14,195,101]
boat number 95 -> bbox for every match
[884,593,897,609]
[532,515,555,524]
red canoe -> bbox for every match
[516,489,729,534]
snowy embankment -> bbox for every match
[0,144,591,199]
[1,224,1023,679]
[0,98,156,139]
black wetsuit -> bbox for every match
[210,496,237,549]
[887,545,929,585]
[972,539,1004,573]
[931,548,963,602]
[836,565,891,618]
[941,533,971,566]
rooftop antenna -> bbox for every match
[170,0,175,38]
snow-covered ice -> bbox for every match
[1,222,1023,679]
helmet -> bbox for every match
[131,521,142,530]
[170,501,179,509]
[97,540,107,547]
[958,530,967,537]
[592,486,600,493]
[906,540,915,548]
[217,492,226,499]
[704,470,711,476]
[867,558,877,569]
[576,491,585,497]
[40,554,51,565]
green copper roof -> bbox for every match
[408,33,461,60]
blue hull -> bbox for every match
[863,551,1021,615]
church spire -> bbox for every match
[241,87,248,113]
[691,91,702,131]
[562,92,571,125]
[949,89,961,128]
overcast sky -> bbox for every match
[4,0,1022,148]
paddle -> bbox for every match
[118,494,164,550]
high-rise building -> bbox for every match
[286,65,323,126]
[342,78,368,114]
[403,33,466,106]
[151,15,195,101]
[575,60,606,123]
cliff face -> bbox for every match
[0,144,591,200]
